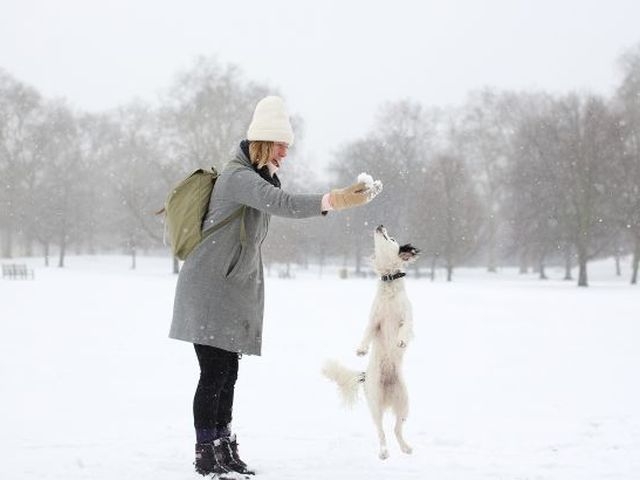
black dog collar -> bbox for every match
[381,272,406,282]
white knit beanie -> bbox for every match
[247,96,294,146]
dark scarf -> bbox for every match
[240,140,281,189]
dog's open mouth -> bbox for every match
[376,225,391,241]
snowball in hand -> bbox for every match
[357,172,375,187]
[357,172,383,201]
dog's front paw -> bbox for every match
[356,347,368,356]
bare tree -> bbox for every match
[371,100,436,242]
[559,95,621,286]
[160,56,270,171]
[512,94,620,286]
[616,43,640,284]
[100,103,170,268]
[0,69,42,258]
[508,109,568,280]
[34,101,88,267]
[423,152,483,281]
[456,88,520,272]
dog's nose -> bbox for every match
[376,225,384,233]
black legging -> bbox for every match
[193,344,239,437]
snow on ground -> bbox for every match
[1,255,639,479]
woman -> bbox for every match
[169,96,379,477]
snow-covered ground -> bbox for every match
[1,255,639,479]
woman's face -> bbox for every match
[270,142,289,168]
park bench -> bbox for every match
[2,263,34,280]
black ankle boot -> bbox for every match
[194,441,232,477]
[221,434,255,475]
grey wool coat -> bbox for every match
[169,144,324,355]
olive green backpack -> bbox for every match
[159,167,244,261]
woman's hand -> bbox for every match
[329,180,383,210]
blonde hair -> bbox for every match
[249,141,276,169]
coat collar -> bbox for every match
[236,140,281,188]
[237,140,253,167]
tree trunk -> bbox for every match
[518,249,528,274]
[131,245,137,270]
[539,257,548,280]
[413,264,421,278]
[354,241,362,275]
[58,243,66,268]
[43,242,50,267]
[430,256,436,282]
[577,245,588,287]
[615,253,621,277]
[2,226,13,258]
[446,263,453,282]
[631,235,640,285]
[58,229,67,268]
[487,216,497,273]
[563,244,573,280]
[25,237,34,256]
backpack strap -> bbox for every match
[200,162,251,245]
[201,206,247,244]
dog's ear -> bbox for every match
[399,244,420,262]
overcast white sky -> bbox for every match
[2,0,640,160]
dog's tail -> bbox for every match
[322,360,365,407]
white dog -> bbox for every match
[323,225,420,459]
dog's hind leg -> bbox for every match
[366,378,389,459]
[393,384,413,454]
[394,415,412,454]
[371,406,389,460]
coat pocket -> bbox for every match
[224,244,243,279]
